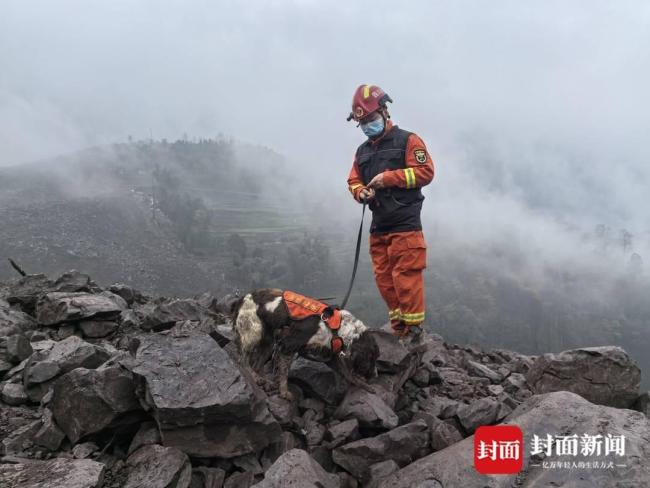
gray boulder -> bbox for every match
[33,408,66,451]
[289,357,347,405]
[79,320,118,338]
[372,331,410,373]
[109,283,144,305]
[332,420,429,480]
[140,298,209,331]
[36,292,123,326]
[23,336,111,402]
[456,397,501,434]
[0,458,105,488]
[334,388,398,430]
[6,334,33,363]
[52,270,98,293]
[253,449,340,488]
[526,346,641,408]
[376,391,650,487]
[51,364,142,443]
[5,274,53,313]
[326,419,360,449]
[124,333,280,458]
[0,306,36,337]
[466,360,502,383]
[125,444,191,488]
[1,419,43,455]
[412,412,463,451]
[1,382,28,405]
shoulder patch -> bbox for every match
[414,149,427,164]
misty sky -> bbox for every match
[2,1,650,260]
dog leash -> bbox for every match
[340,200,367,309]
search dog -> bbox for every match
[229,288,379,401]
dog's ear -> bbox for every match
[349,330,380,379]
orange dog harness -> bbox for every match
[282,291,344,354]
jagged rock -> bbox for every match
[124,444,191,488]
[1,382,28,405]
[123,333,280,458]
[0,458,105,488]
[109,283,144,306]
[128,421,162,455]
[332,420,429,480]
[372,331,409,373]
[79,320,118,338]
[53,271,98,293]
[1,310,36,342]
[5,334,32,363]
[456,397,500,434]
[326,419,360,448]
[334,388,398,430]
[191,467,226,488]
[253,449,340,488]
[36,292,123,326]
[487,384,504,396]
[23,336,111,402]
[418,333,450,366]
[33,409,65,451]
[170,317,217,338]
[56,323,77,340]
[51,363,141,443]
[501,372,532,401]
[6,274,54,313]
[367,460,399,484]
[73,442,99,459]
[466,360,502,383]
[140,298,209,331]
[120,309,140,328]
[435,367,476,399]
[377,391,650,487]
[526,346,641,408]
[1,419,42,455]
[289,357,347,405]
[412,412,463,451]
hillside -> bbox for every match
[1,139,649,390]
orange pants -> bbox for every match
[369,230,427,329]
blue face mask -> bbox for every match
[361,117,385,138]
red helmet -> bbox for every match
[347,84,393,122]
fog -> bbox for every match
[2,1,650,276]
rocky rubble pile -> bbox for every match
[1,270,649,488]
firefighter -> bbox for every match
[346,84,435,338]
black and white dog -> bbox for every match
[230,288,379,400]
